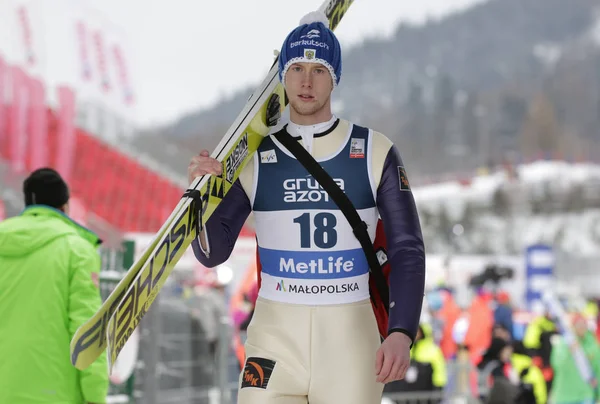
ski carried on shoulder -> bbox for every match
[70,0,355,372]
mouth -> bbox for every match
[298,94,314,101]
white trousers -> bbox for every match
[237,297,384,404]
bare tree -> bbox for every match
[520,93,563,158]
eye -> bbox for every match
[315,68,325,74]
[292,66,302,72]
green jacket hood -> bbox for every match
[0,205,101,257]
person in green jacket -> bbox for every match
[550,313,600,404]
[0,168,109,404]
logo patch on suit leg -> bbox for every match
[241,357,276,389]
[398,166,411,191]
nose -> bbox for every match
[300,70,312,88]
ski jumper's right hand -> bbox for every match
[188,149,222,184]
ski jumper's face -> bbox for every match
[285,62,333,125]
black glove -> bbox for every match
[266,93,281,127]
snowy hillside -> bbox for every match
[413,160,600,257]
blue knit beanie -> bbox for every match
[278,11,342,88]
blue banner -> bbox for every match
[524,244,555,311]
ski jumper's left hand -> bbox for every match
[375,332,412,383]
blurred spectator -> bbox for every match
[463,289,494,365]
[477,337,518,403]
[595,299,600,343]
[384,323,447,403]
[0,168,108,404]
[512,341,547,404]
[494,290,514,338]
[492,323,513,342]
[523,307,558,390]
[477,338,536,404]
[182,276,229,396]
[187,269,228,361]
[425,290,444,344]
[492,323,547,403]
[583,299,598,339]
[230,261,259,331]
[236,282,258,331]
[229,261,260,369]
[550,313,600,404]
[433,289,462,360]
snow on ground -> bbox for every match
[411,160,600,257]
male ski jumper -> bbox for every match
[191,12,426,404]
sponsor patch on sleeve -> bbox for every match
[398,166,411,191]
[241,357,276,389]
[350,138,365,158]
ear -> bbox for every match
[60,202,70,215]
